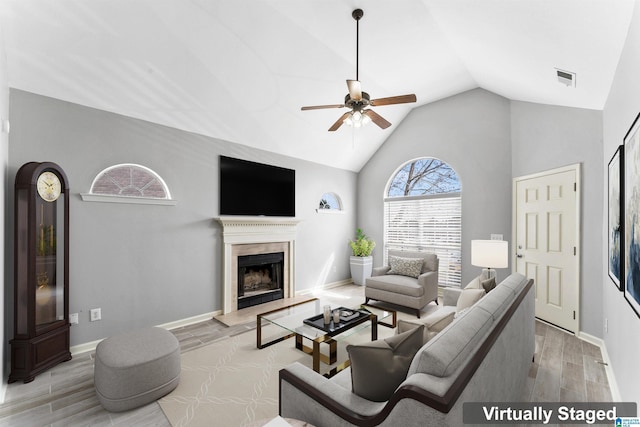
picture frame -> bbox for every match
[623,112,640,318]
[608,145,624,290]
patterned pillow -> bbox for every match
[387,256,424,278]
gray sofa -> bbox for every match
[365,250,439,318]
[279,273,534,426]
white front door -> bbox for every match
[513,164,580,333]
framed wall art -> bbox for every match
[608,145,624,290]
[624,112,640,317]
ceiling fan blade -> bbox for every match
[370,94,417,107]
[347,80,362,101]
[329,112,352,131]
[364,109,391,129]
[301,104,344,111]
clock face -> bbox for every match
[37,171,62,202]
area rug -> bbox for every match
[158,323,393,427]
[158,299,438,427]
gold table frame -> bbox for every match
[256,299,395,377]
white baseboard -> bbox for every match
[70,311,220,356]
[577,331,621,401]
[65,281,357,360]
[156,310,220,331]
[295,279,355,295]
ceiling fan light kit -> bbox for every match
[301,9,417,131]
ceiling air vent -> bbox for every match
[555,68,576,87]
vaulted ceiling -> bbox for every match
[0,0,634,171]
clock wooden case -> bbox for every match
[10,161,71,383]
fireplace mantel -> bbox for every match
[216,217,300,313]
[217,216,300,244]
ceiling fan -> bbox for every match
[301,9,417,131]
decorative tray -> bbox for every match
[303,307,369,333]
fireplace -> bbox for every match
[237,252,284,309]
[217,217,299,314]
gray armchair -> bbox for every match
[365,250,439,318]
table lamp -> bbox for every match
[471,240,508,281]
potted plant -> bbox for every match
[349,228,376,285]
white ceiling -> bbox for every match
[0,0,634,171]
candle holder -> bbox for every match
[323,305,331,324]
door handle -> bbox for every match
[516,253,524,258]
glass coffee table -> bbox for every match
[256,298,396,376]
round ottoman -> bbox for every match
[94,327,180,412]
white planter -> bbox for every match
[350,256,373,285]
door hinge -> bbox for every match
[574,182,577,192]
[574,247,576,255]
[573,311,576,320]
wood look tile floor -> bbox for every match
[0,284,612,427]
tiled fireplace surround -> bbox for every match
[217,217,299,314]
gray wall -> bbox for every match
[510,101,604,337]
[602,0,640,404]
[5,90,357,349]
[357,88,513,285]
[358,87,606,340]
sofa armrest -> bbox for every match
[442,287,462,307]
[280,362,386,423]
[372,266,391,276]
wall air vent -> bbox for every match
[555,68,576,87]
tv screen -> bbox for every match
[219,156,295,217]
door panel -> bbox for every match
[515,167,579,333]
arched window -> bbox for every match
[81,164,176,205]
[384,158,461,287]
[318,192,342,212]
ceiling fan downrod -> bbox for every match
[353,9,363,81]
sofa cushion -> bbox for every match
[499,272,528,295]
[475,285,515,320]
[456,288,485,311]
[347,325,424,402]
[387,255,424,278]
[397,310,455,344]
[408,308,493,377]
[481,277,497,293]
[365,274,424,297]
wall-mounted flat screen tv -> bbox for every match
[219,155,296,217]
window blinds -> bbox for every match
[384,193,462,287]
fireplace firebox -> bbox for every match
[237,252,284,309]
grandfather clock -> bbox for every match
[10,162,71,383]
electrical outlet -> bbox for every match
[604,318,608,333]
[90,308,102,322]
[490,234,503,240]
[70,313,79,325]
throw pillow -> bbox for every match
[387,256,424,278]
[481,277,497,293]
[456,288,485,312]
[347,325,424,402]
[464,276,482,290]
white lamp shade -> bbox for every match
[471,240,508,269]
